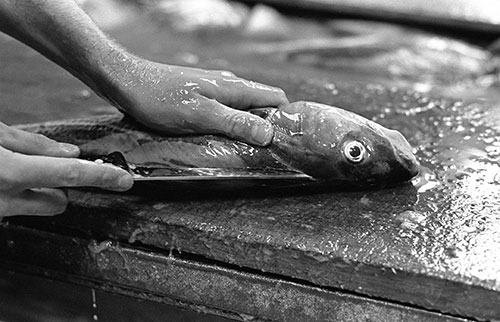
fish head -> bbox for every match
[269,101,420,187]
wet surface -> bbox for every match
[1,1,500,321]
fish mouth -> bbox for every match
[384,128,421,180]
[389,157,420,183]
[398,153,421,178]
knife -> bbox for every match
[94,151,314,182]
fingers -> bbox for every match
[201,70,289,109]
[196,97,274,146]
[0,122,79,157]
[3,151,133,191]
[0,188,68,217]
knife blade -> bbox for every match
[92,152,314,182]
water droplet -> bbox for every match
[412,166,440,193]
[396,210,427,232]
[359,195,371,205]
[300,223,314,231]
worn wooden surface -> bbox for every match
[1,5,500,321]
[1,224,472,322]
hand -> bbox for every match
[1,1,284,143]
[0,123,133,217]
[110,60,288,146]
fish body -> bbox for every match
[265,101,419,186]
[18,101,419,188]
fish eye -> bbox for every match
[343,141,367,163]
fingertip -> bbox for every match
[98,164,134,191]
[249,120,274,146]
[57,143,80,157]
[253,83,289,106]
[217,75,289,108]
[276,88,289,105]
[117,174,134,191]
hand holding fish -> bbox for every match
[0,123,133,217]
[108,60,288,146]
[0,0,288,146]
[0,0,289,216]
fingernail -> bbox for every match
[59,143,80,155]
[278,90,289,105]
[250,122,274,146]
[117,174,134,190]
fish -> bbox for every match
[17,101,420,189]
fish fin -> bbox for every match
[99,151,131,172]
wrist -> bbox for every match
[83,46,140,114]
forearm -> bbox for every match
[0,0,132,108]
[0,0,288,145]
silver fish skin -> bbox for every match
[266,101,420,186]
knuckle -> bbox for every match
[62,161,122,189]
[29,132,53,146]
[59,163,83,186]
[0,171,18,190]
[97,170,116,187]
[222,113,248,135]
[0,159,22,190]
